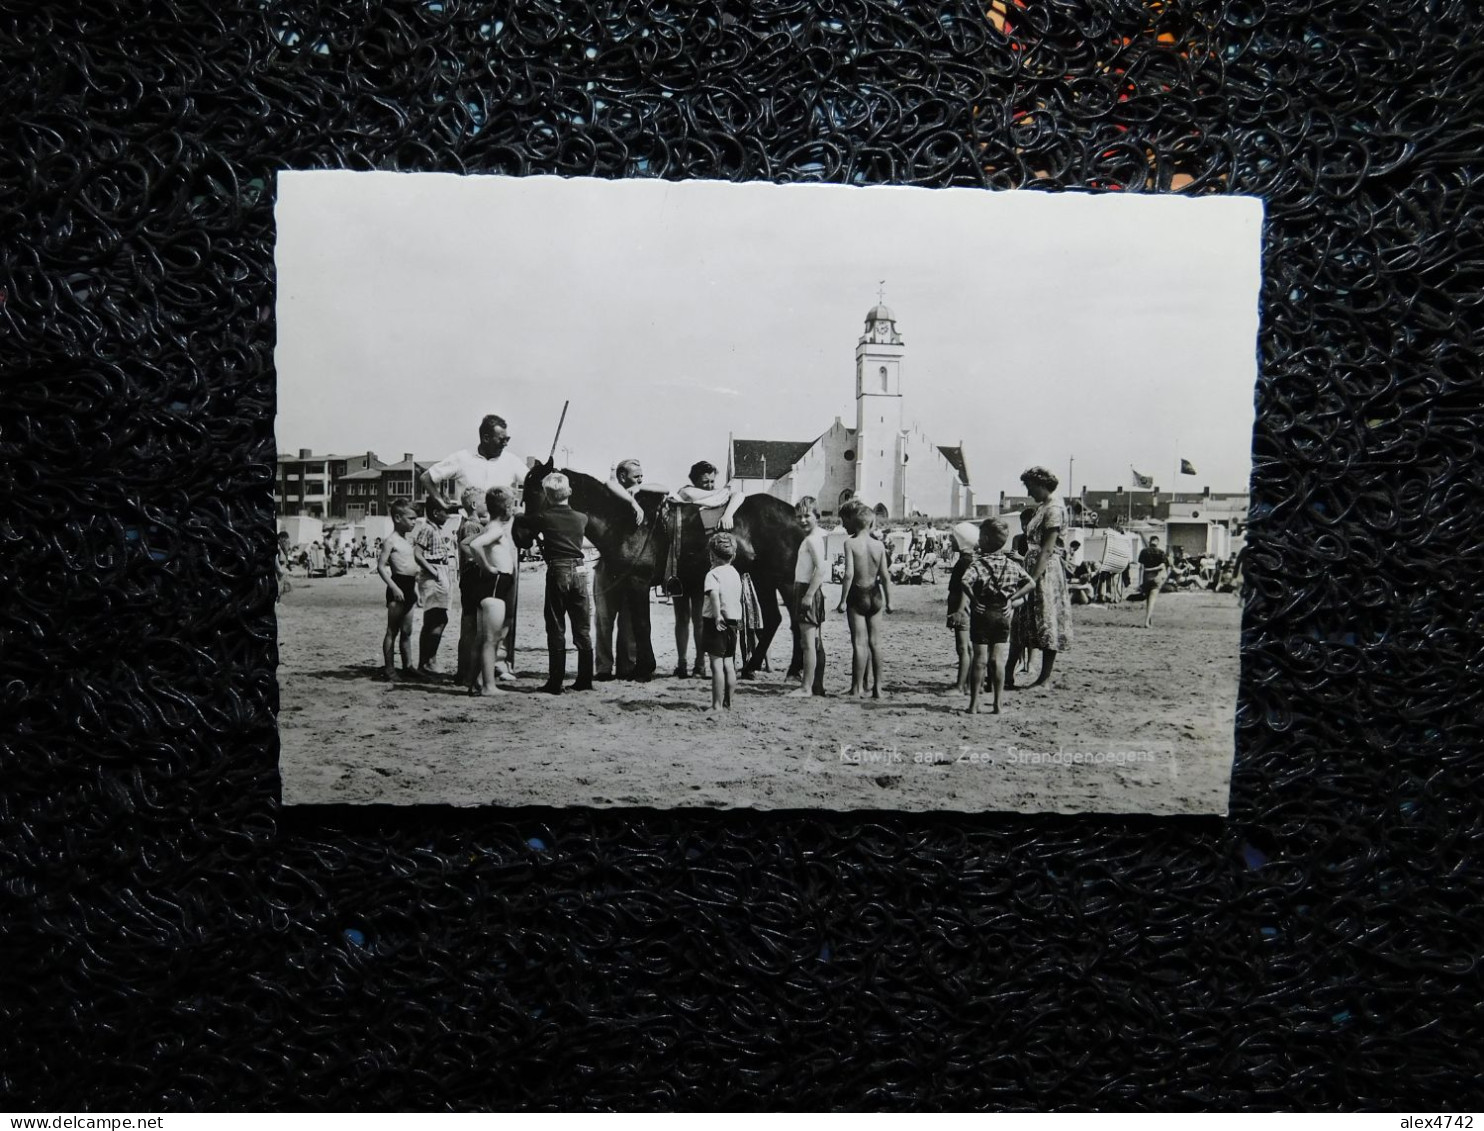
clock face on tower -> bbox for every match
[874,321,889,342]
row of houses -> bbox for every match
[275,449,429,520]
[983,485,1249,561]
[990,485,1249,530]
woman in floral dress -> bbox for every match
[1007,466,1073,689]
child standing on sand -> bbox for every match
[513,472,594,694]
[376,500,421,682]
[954,518,1036,715]
[466,486,518,696]
[944,521,979,694]
[788,496,828,698]
[835,500,892,698]
[701,532,743,716]
[411,496,455,678]
[455,486,488,686]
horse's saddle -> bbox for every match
[662,500,728,533]
[660,501,739,595]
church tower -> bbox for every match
[854,302,905,516]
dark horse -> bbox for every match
[520,460,806,677]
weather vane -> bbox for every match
[877,280,887,303]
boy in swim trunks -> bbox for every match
[376,500,421,682]
[835,500,892,699]
[701,531,743,716]
[466,486,519,696]
[788,496,828,697]
[954,518,1036,715]
[411,496,455,678]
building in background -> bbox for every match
[729,304,972,520]
[1075,485,1248,531]
[983,483,1248,559]
[276,449,332,518]
[993,492,1038,518]
[1078,486,1166,526]
[1164,489,1249,529]
[324,453,385,517]
[333,453,430,521]
[277,449,384,519]
[276,450,440,521]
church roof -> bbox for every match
[867,302,895,322]
[937,445,970,485]
[731,439,817,479]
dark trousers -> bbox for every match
[595,560,655,677]
[621,582,655,676]
[544,560,593,650]
[593,559,630,674]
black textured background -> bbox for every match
[3,0,1482,1112]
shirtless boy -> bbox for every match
[835,500,892,698]
[375,501,420,682]
[466,486,519,696]
[787,496,827,698]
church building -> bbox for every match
[728,303,973,520]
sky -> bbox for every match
[275,173,1263,501]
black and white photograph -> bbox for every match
[274,172,1262,814]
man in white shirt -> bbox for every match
[419,414,529,509]
[420,415,530,671]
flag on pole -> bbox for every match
[1180,458,1197,475]
[1131,467,1153,489]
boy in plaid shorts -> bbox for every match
[411,496,455,678]
[953,518,1036,715]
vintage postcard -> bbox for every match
[274,172,1261,814]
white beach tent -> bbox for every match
[278,515,323,548]
[824,528,850,562]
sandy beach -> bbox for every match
[277,564,1238,814]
